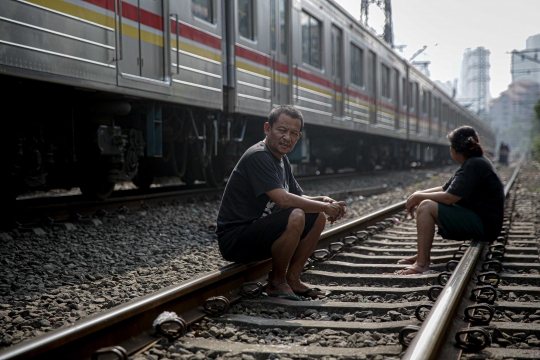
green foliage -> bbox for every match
[532,135,540,162]
[533,98,540,161]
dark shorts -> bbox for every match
[221,208,320,263]
[437,203,484,240]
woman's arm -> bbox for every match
[413,186,445,194]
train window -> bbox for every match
[381,64,390,99]
[331,26,342,79]
[422,90,428,116]
[402,77,407,109]
[368,51,376,95]
[434,97,440,119]
[238,0,255,40]
[414,83,419,114]
[350,44,364,86]
[279,0,287,54]
[408,82,415,111]
[271,0,287,53]
[394,68,399,105]
[270,0,276,50]
[193,0,215,24]
[301,11,321,68]
[394,69,400,129]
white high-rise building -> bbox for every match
[512,34,540,85]
[458,47,491,115]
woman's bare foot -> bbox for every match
[394,263,430,275]
[397,255,433,265]
[397,255,417,265]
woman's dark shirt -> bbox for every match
[442,156,504,241]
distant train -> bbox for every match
[0,0,495,200]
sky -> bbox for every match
[334,0,540,98]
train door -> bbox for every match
[331,25,343,118]
[116,0,168,86]
[270,0,289,106]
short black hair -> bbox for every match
[447,125,484,158]
[268,105,304,131]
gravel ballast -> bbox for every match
[0,162,523,350]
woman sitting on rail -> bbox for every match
[395,125,505,275]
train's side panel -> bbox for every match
[0,0,224,110]
[170,1,223,109]
[0,0,117,86]
[291,1,334,124]
[115,0,171,95]
[230,0,272,117]
[344,26,375,130]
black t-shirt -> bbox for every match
[442,156,504,240]
[216,141,303,254]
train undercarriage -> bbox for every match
[1,76,451,202]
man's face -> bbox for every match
[264,113,302,159]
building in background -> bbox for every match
[434,80,455,97]
[512,34,540,84]
[458,47,491,116]
[488,78,540,152]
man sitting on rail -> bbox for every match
[395,126,504,275]
[216,105,347,300]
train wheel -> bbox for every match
[132,158,155,189]
[80,177,116,200]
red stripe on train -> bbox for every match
[84,0,163,31]
[236,45,270,67]
[171,21,222,50]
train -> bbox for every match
[0,0,496,201]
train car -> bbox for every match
[0,0,496,201]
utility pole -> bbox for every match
[360,0,394,48]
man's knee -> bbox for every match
[287,208,306,231]
[315,212,326,228]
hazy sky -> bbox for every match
[334,0,539,98]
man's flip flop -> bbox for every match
[294,287,331,298]
[267,292,302,301]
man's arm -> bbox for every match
[302,195,335,202]
[266,188,343,218]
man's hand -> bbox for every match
[326,201,347,224]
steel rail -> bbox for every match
[0,194,406,360]
[402,162,521,360]
[12,183,389,227]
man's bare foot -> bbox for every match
[266,280,295,296]
[287,280,328,297]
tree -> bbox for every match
[532,98,540,161]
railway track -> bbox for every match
[9,163,447,227]
[8,174,389,228]
[1,163,537,360]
